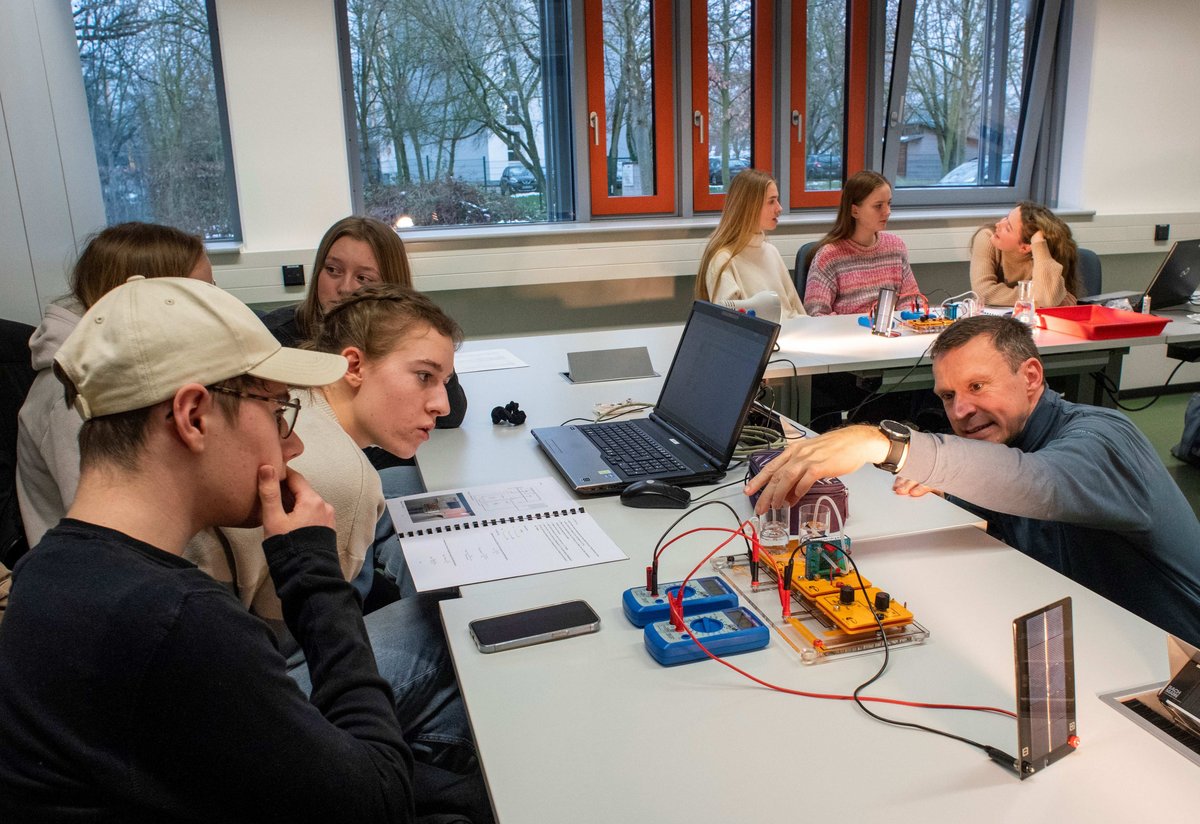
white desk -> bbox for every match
[440,526,1191,822]
[450,313,1172,427]
[771,313,1168,420]
[417,325,1195,822]
[425,328,983,541]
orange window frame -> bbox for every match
[789,0,869,208]
[584,0,676,216]
[690,0,774,212]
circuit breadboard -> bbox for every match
[898,316,956,334]
[713,536,928,664]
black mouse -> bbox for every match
[620,479,691,509]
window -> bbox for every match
[337,0,1069,228]
[690,0,774,211]
[339,0,575,228]
[72,0,240,241]
[583,0,676,216]
[788,0,869,207]
[881,0,1065,205]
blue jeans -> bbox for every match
[288,591,475,772]
[350,465,425,600]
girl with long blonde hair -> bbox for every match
[694,169,806,318]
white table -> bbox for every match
[424,326,983,542]
[771,313,1169,420]
[440,526,1192,822]
[448,313,1173,426]
[415,323,1196,822]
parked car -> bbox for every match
[708,156,749,185]
[499,163,537,195]
[806,152,842,181]
[937,154,1014,185]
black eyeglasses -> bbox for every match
[210,385,302,439]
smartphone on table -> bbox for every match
[470,599,601,653]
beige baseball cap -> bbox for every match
[55,276,348,421]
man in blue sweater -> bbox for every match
[0,277,427,822]
[748,314,1200,646]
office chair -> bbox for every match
[1077,248,1102,297]
[1,319,36,568]
[794,241,819,300]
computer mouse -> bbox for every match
[620,479,692,509]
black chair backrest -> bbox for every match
[0,319,36,567]
[1077,248,1102,297]
[794,241,819,300]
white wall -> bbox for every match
[213,0,353,251]
[1060,0,1200,214]
[3,0,1200,325]
[0,0,105,323]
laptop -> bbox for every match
[990,597,1079,779]
[1080,238,1200,310]
[532,301,780,495]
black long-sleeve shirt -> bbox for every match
[0,519,414,823]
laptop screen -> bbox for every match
[653,302,779,463]
[1145,239,1200,310]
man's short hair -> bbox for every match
[930,314,1041,372]
[74,374,259,472]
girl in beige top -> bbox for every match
[970,201,1080,307]
[695,169,806,319]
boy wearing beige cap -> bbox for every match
[0,277,423,821]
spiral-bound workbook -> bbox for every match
[384,477,627,591]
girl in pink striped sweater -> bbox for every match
[803,171,922,316]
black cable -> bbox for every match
[651,500,752,560]
[691,477,744,503]
[1091,360,1186,412]
[845,338,937,424]
[840,551,1002,756]
[766,357,801,415]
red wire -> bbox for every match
[659,524,1017,719]
[679,622,1015,717]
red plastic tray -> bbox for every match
[1036,305,1168,340]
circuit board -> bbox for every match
[712,538,928,664]
[898,316,956,334]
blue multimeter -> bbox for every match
[643,607,770,666]
[622,576,740,627]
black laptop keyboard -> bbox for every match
[582,421,688,477]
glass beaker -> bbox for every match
[757,506,791,550]
[798,502,833,539]
[1013,280,1036,327]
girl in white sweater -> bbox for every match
[695,169,806,319]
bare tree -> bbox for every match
[74,0,233,238]
[805,0,846,158]
[905,0,987,174]
[603,0,655,195]
[706,0,752,183]
[411,0,546,188]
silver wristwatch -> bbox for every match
[874,419,911,474]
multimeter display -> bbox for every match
[643,606,770,666]
[622,577,739,627]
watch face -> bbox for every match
[881,419,910,440]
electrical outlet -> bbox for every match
[281,264,305,287]
[1155,224,1170,241]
